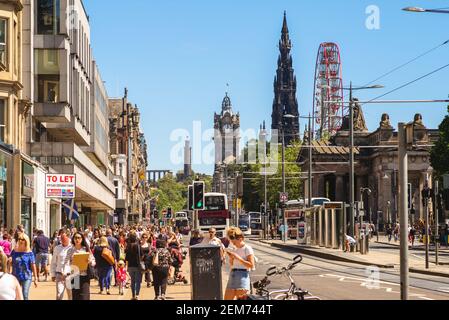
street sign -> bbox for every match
[45,174,76,199]
[280,192,288,203]
[324,202,344,210]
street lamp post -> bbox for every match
[343,83,384,237]
[360,187,372,252]
[308,114,313,209]
[403,6,449,14]
[279,113,298,243]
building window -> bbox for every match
[37,0,60,35]
[35,49,60,103]
[0,19,6,69]
[114,180,118,199]
[0,100,6,142]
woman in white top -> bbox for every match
[224,227,255,300]
[0,271,24,300]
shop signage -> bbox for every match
[22,162,34,198]
[45,174,76,199]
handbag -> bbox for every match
[101,247,115,266]
[87,264,98,280]
[152,249,159,267]
[138,245,146,272]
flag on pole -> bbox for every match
[63,199,80,221]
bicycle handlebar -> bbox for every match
[291,255,303,266]
[266,266,278,276]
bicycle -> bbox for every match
[240,255,320,300]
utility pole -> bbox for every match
[423,180,430,269]
[308,114,313,209]
[435,180,439,266]
[398,122,409,300]
[349,82,355,237]
[282,126,286,243]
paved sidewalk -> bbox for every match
[258,239,449,278]
[29,255,193,301]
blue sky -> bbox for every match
[84,0,449,175]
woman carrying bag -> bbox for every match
[93,236,114,295]
[67,232,96,300]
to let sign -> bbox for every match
[45,174,76,199]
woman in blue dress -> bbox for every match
[10,234,38,300]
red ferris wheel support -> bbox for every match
[312,42,345,140]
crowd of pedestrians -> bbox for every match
[0,224,191,300]
[0,223,257,301]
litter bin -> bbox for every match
[190,244,223,300]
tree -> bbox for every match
[431,106,449,178]
[240,139,302,212]
[150,172,213,214]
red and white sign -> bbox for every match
[45,174,76,199]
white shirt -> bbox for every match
[50,244,73,277]
[0,272,18,300]
[346,235,356,244]
[228,244,254,270]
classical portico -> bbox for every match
[298,108,439,230]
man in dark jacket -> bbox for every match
[107,228,120,286]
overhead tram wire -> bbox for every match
[360,62,449,106]
[343,39,449,100]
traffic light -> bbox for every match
[422,187,431,207]
[193,181,205,210]
[188,185,193,210]
[167,207,172,219]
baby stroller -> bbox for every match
[168,244,188,285]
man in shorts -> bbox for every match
[33,230,50,281]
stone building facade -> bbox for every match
[213,93,240,193]
[299,105,438,228]
[109,91,149,225]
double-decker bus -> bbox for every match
[249,212,262,235]
[197,193,230,238]
[238,214,251,235]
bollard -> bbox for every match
[190,244,223,300]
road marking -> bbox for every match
[320,273,434,300]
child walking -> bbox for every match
[116,260,128,296]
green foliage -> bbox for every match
[430,106,449,178]
[150,172,213,213]
[241,140,302,212]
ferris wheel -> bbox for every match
[312,42,345,140]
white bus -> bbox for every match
[238,214,251,235]
[249,212,262,235]
[197,193,231,238]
